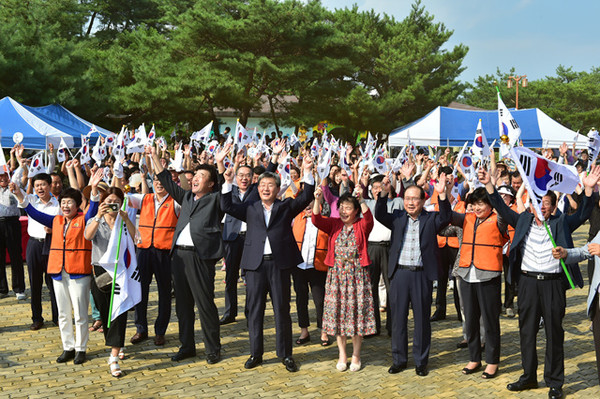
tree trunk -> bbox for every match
[267,95,280,134]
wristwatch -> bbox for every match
[93,216,102,223]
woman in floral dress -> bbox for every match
[312,187,375,372]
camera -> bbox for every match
[108,203,119,212]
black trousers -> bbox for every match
[434,245,459,316]
[458,275,502,364]
[503,255,516,309]
[367,242,390,334]
[0,217,25,294]
[223,235,245,319]
[389,268,432,367]
[291,267,327,329]
[517,275,565,388]
[26,239,58,323]
[90,266,128,348]
[245,258,292,358]
[134,247,172,336]
[592,295,600,385]
[171,248,221,355]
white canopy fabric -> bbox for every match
[388,106,588,149]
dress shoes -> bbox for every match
[388,363,407,374]
[456,340,468,349]
[295,335,310,345]
[154,335,166,346]
[507,379,538,392]
[244,355,263,369]
[219,315,236,325]
[130,331,148,344]
[282,357,298,372]
[415,365,428,376]
[74,351,86,365]
[206,351,221,364]
[171,350,196,362]
[30,321,44,331]
[548,387,563,399]
[430,311,446,322]
[56,350,75,363]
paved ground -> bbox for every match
[1,226,600,398]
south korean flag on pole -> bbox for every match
[97,209,141,322]
[28,152,45,178]
[471,119,491,162]
[586,128,600,172]
[56,137,69,163]
[510,146,579,221]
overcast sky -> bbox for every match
[320,0,600,84]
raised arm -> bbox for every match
[481,167,520,228]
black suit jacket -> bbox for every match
[157,169,224,259]
[221,162,277,241]
[488,189,593,288]
[375,194,451,281]
[220,180,315,271]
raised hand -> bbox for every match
[314,187,323,202]
[272,139,286,155]
[89,168,104,188]
[303,155,314,171]
[215,142,232,164]
[223,167,234,184]
[434,172,447,194]
[582,164,600,189]
[559,142,568,157]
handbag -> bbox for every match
[93,266,113,293]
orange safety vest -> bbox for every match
[292,211,329,272]
[47,213,92,275]
[137,194,178,250]
[459,212,508,272]
[431,191,464,249]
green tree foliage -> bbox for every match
[0,0,469,137]
[461,66,600,132]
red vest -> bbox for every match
[48,213,92,275]
[138,194,178,250]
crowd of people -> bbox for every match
[1,131,600,399]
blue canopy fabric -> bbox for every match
[0,96,107,150]
[388,106,587,149]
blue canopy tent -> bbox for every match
[0,96,108,150]
[388,106,588,149]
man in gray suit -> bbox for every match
[553,233,600,385]
[147,146,224,364]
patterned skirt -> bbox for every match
[322,258,376,337]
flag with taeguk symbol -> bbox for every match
[56,137,69,162]
[471,119,491,161]
[510,146,579,221]
[456,142,475,182]
[97,210,141,322]
[28,151,45,178]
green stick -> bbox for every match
[107,198,127,328]
[542,220,575,289]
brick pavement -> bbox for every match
[1,226,599,398]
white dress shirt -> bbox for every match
[521,220,561,274]
[298,216,318,270]
[24,194,60,239]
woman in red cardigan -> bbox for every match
[312,186,375,372]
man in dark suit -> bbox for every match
[147,146,224,364]
[482,166,600,399]
[215,143,279,325]
[220,151,315,372]
[375,174,451,377]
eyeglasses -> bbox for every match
[237,173,252,179]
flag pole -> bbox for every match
[542,220,575,289]
[107,197,127,328]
